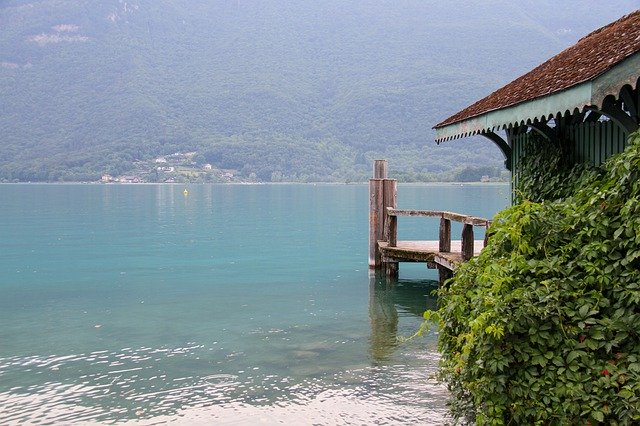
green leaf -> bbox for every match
[566,350,581,364]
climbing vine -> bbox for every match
[429,130,640,424]
[514,133,591,203]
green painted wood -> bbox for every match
[509,117,630,200]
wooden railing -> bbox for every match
[385,208,491,261]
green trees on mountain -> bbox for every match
[0,0,636,181]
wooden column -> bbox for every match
[439,217,451,252]
[373,160,388,179]
[438,267,453,286]
[369,160,397,270]
[461,223,474,261]
[386,211,397,247]
[369,178,384,268]
[382,180,397,241]
[385,261,399,277]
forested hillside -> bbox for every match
[1,1,637,182]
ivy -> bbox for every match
[429,130,640,424]
[514,133,593,204]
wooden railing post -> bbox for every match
[382,179,397,240]
[461,222,474,261]
[386,209,397,247]
[439,217,451,252]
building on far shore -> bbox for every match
[434,11,640,195]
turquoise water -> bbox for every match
[0,183,509,424]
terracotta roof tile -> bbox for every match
[434,10,640,129]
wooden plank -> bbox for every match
[378,240,485,266]
[442,211,467,222]
[464,216,491,226]
[388,209,443,218]
[386,209,489,225]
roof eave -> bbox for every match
[434,52,640,142]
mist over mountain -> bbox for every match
[1,1,637,182]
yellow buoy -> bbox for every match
[183,189,189,196]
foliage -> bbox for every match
[514,133,592,203]
[431,130,640,424]
[1,0,635,181]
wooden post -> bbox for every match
[439,217,451,252]
[438,266,453,286]
[382,179,397,241]
[385,261,398,277]
[373,160,388,179]
[461,223,474,261]
[387,211,397,247]
[369,160,396,270]
[483,222,490,248]
[369,178,384,268]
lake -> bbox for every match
[0,183,509,424]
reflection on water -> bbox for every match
[0,275,448,425]
[0,342,448,424]
[368,271,439,363]
[0,184,476,424]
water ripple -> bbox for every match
[0,343,448,424]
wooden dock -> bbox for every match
[378,239,485,269]
[368,160,491,283]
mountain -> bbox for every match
[1,0,637,182]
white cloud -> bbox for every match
[52,24,80,33]
[28,33,89,46]
[0,61,32,70]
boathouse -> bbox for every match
[369,11,640,281]
[434,11,640,187]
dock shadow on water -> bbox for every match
[368,271,439,363]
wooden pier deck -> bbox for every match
[378,239,486,270]
[368,160,491,283]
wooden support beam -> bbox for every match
[438,266,453,286]
[461,223,474,261]
[439,217,451,252]
[584,110,602,123]
[385,262,398,278]
[571,111,587,125]
[619,85,638,120]
[587,102,638,133]
[528,122,557,142]
[480,131,512,171]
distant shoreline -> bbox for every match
[0,181,510,186]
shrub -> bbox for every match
[431,130,640,424]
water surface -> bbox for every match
[0,183,509,424]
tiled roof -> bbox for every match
[434,10,640,129]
